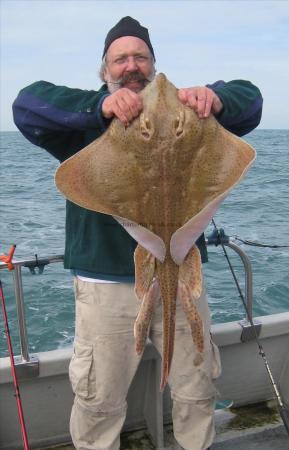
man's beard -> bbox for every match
[107,69,156,93]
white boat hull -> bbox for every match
[1,312,289,449]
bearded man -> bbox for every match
[13,16,263,450]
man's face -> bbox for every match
[103,36,155,93]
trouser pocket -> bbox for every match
[69,340,93,399]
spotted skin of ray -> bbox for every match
[178,244,204,353]
[134,279,159,355]
[134,245,158,354]
[55,73,256,390]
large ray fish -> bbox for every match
[55,73,256,390]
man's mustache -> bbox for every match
[107,71,153,86]
[120,72,149,85]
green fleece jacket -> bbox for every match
[12,79,263,280]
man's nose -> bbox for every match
[125,56,138,71]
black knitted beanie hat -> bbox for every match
[102,16,155,60]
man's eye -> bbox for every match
[113,55,149,65]
[135,56,149,63]
[114,57,126,64]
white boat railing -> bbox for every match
[206,229,261,342]
[0,254,64,378]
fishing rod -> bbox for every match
[0,245,30,449]
[211,219,289,436]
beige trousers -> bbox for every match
[69,278,221,450]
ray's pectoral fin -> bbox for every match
[170,129,256,266]
[134,245,159,355]
[177,245,204,353]
[55,126,166,263]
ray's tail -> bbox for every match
[134,245,179,390]
[133,244,204,391]
[157,256,179,391]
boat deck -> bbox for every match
[212,426,288,450]
[39,426,289,450]
[40,403,289,450]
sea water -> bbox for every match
[0,130,288,356]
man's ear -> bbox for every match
[103,67,108,83]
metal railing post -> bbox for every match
[206,231,261,341]
[206,231,254,322]
[224,240,253,322]
[13,265,30,362]
[0,254,64,379]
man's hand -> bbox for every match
[102,88,143,126]
[178,86,223,118]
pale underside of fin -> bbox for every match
[170,151,256,265]
[114,216,166,262]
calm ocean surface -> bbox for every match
[0,130,288,356]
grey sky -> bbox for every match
[1,0,289,130]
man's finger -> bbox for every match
[114,95,141,124]
[102,88,143,122]
[203,90,214,118]
[185,90,198,111]
[126,91,143,117]
[127,89,143,108]
[117,96,135,122]
[113,99,131,124]
[178,89,188,103]
[196,87,207,117]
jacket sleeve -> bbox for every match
[208,80,263,136]
[12,81,110,161]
